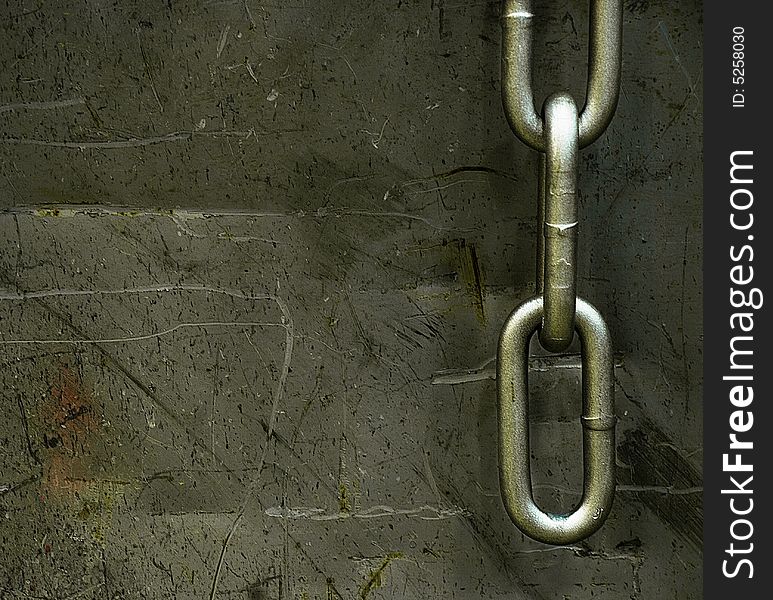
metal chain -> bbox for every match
[501,0,622,150]
[540,93,579,352]
[496,0,621,545]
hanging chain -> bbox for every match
[496,0,622,545]
[540,93,579,352]
[501,0,622,150]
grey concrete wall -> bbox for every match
[0,1,702,598]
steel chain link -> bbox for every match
[496,0,621,545]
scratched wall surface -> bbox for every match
[0,1,702,599]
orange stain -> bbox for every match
[40,363,101,497]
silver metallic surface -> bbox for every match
[498,0,622,544]
[497,296,616,545]
[539,93,578,352]
[501,0,623,150]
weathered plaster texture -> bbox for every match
[0,1,702,598]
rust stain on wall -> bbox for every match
[37,361,124,545]
[40,361,101,498]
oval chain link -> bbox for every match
[496,0,622,545]
[498,297,616,545]
[540,93,578,352]
[501,0,622,150]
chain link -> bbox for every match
[501,0,622,150]
[496,1,622,545]
[498,296,616,545]
[540,93,579,352]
